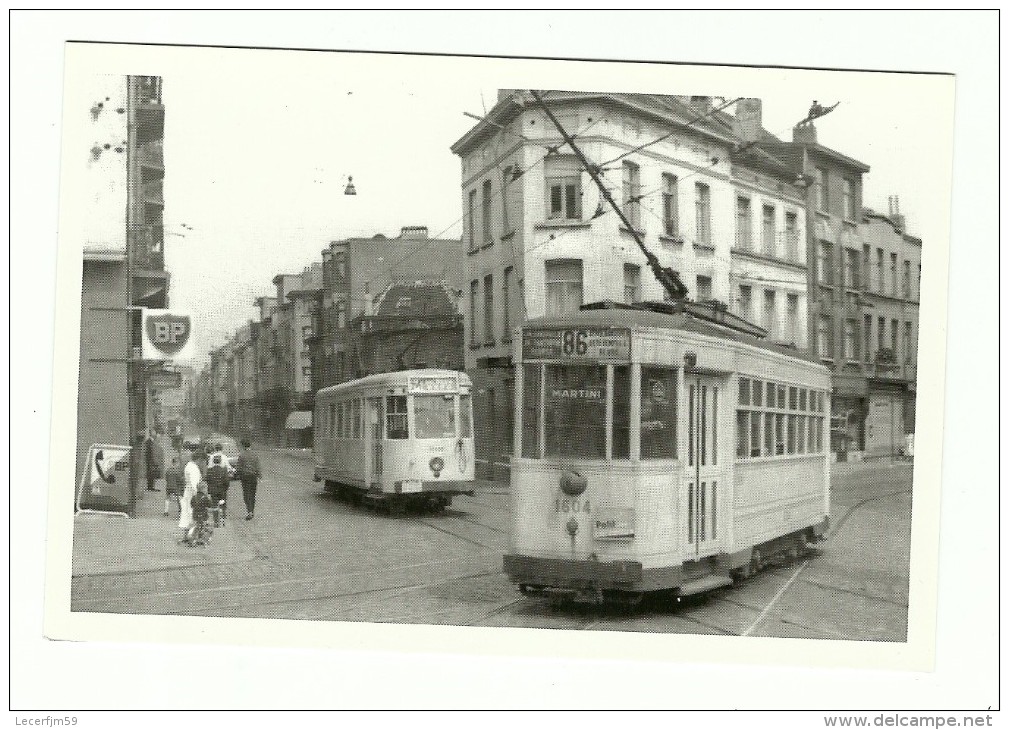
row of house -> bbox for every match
[188,227,467,444]
[191,90,920,464]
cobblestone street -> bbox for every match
[71,442,912,640]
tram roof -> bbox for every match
[523,308,824,365]
[317,368,470,397]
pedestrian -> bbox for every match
[179,450,206,541]
[163,456,184,517]
[144,432,163,492]
[236,438,261,521]
[205,453,230,521]
[186,481,213,546]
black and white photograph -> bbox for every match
[13,10,998,715]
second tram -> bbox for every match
[504,304,831,602]
[314,369,475,512]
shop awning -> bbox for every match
[285,411,313,430]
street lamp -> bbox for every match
[343,176,357,196]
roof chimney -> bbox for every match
[792,123,818,145]
[887,196,906,233]
[399,226,429,240]
[734,98,763,143]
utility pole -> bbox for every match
[529,90,688,301]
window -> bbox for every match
[819,241,833,284]
[903,260,911,299]
[815,167,827,211]
[459,394,472,438]
[739,285,753,321]
[483,274,494,343]
[863,314,873,362]
[502,266,513,339]
[735,196,752,250]
[414,394,456,439]
[891,318,899,354]
[467,189,478,251]
[862,245,871,291]
[845,248,859,289]
[545,259,583,316]
[621,161,641,230]
[612,365,631,459]
[903,321,914,363]
[336,301,347,329]
[695,183,711,244]
[785,293,800,344]
[661,173,679,236]
[917,264,922,301]
[469,280,479,345]
[335,251,347,278]
[386,396,408,439]
[641,367,678,459]
[844,318,857,361]
[890,253,898,296]
[337,402,345,437]
[785,212,799,261]
[877,248,885,293]
[842,178,855,219]
[521,364,541,458]
[818,315,832,359]
[762,204,776,256]
[302,366,311,377]
[545,156,582,221]
[763,290,776,339]
[624,264,641,304]
[545,364,607,458]
[696,275,712,302]
[878,316,886,353]
[482,179,493,246]
[352,399,362,439]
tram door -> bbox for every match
[366,397,383,486]
[685,374,726,558]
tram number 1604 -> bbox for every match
[561,330,589,356]
[555,498,591,514]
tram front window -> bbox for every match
[545,364,607,458]
[414,394,457,439]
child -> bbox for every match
[186,481,213,546]
[163,456,184,517]
[205,454,230,521]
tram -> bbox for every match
[313,369,475,512]
[504,302,831,603]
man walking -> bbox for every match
[236,439,261,521]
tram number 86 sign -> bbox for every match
[523,327,631,361]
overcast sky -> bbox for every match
[138,47,954,362]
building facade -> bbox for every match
[313,226,465,390]
[451,91,808,477]
[75,74,172,511]
[857,204,920,457]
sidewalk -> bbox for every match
[72,471,258,578]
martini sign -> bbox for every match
[141,308,195,361]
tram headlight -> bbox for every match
[429,456,444,477]
[559,469,587,496]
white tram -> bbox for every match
[505,306,831,602]
[313,369,475,512]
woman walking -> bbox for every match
[179,450,207,541]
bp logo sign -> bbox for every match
[142,309,195,360]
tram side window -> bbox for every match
[736,410,748,458]
[641,367,677,459]
[337,402,345,438]
[329,404,336,437]
[521,365,542,458]
[386,396,408,439]
[459,394,473,439]
[612,365,631,459]
[545,364,607,458]
[353,399,362,439]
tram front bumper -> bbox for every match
[504,554,643,590]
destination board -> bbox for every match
[523,327,631,361]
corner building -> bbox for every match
[452,91,808,478]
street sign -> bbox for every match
[148,370,183,390]
[141,309,195,361]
